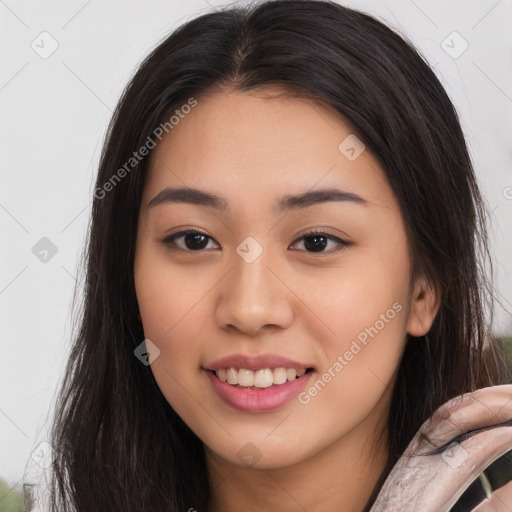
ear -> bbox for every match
[407,274,441,337]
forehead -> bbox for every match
[143,87,396,212]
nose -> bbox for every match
[214,246,294,336]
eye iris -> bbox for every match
[185,233,208,250]
[304,234,328,252]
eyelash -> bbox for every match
[159,229,351,255]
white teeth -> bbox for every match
[238,368,254,387]
[286,368,297,381]
[254,369,274,388]
[226,368,238,385]
[215,367,310,387]
[273,367,287,385]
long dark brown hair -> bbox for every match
[47,1,511,510]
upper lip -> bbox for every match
[204,353,315,372]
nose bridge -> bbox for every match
[215,236,293,334]
[233,244,272,297]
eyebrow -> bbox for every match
[147,186,369,213]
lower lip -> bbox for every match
[205,370,314,412]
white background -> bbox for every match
[1,0,511,499]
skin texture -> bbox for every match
[133,86,441,512]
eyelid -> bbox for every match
[159,228,351,254]
[159,227,220,251]
[292,226,350,244]
[289,229,351,254]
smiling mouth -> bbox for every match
[209,367,315,389]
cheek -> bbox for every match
[295,239,411,406]
[298,247,410,350]
[327,272,408,353]
[134,244,212,373]
[301,279,407,400]
[290,276,409,455]
[134,253,212,425]
[136,239,203,332]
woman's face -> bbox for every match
[134,87,437,469]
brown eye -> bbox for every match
[290,231,351,254]
[161,230,219,251]
[160,229,350,255]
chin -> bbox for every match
[205,434,315,470]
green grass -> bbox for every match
[502,337,512,373]
[0,479,32,512]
